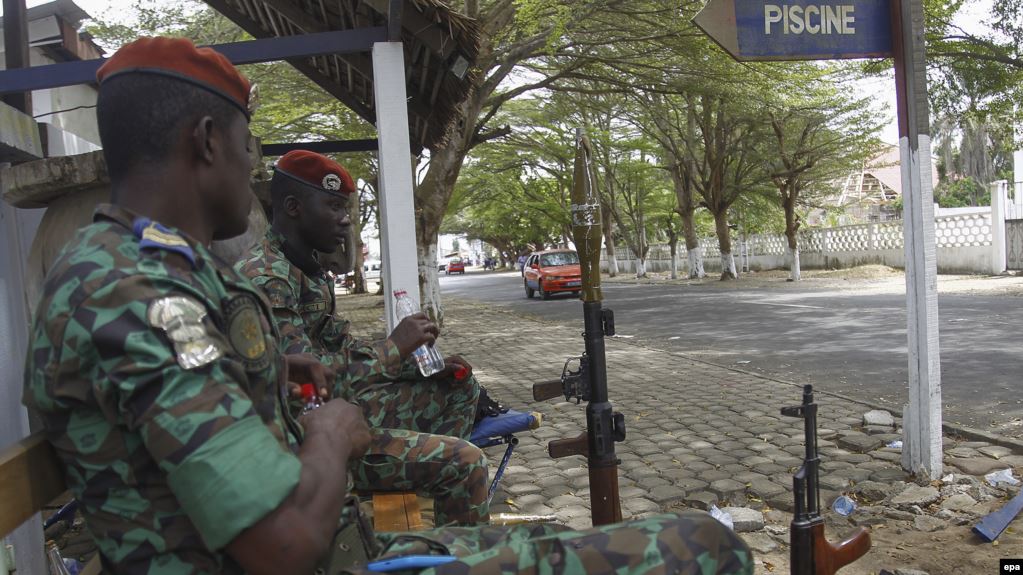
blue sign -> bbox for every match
[694,0,893,61]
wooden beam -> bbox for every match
[363,0,455,59]
[0,433,66,538]
[204,0,377,122]
[2,0,32,112]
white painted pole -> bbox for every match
[1014,151,1023,208]
[893,0,942,479]
[0,201,47,575]
[991,180,1007,275]
[372,41,420,332]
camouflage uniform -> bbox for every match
[23,205,753,575]
[236,229,488,525]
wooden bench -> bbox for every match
[371,492,424,532]
[0,432,100,575]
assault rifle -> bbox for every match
[782,385,872,575]
[531,129,625,526]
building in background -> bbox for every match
[808,145,939,226]
[0,0,102,155]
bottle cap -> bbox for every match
[300,383,316,400]
[453,365,468,381]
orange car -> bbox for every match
[523,249,582,300]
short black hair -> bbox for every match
[269,171,318,216]
[96,73,241,182]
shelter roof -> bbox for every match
[203,0,480,152]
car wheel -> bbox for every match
[539,281,551,300]
[524,280,535,299]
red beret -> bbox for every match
[274,150,356,197]
[97,37,252,117]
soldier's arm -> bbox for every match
[94,278,363,573]
[227,398,371,575]
[253,276,409,395]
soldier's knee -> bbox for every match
[657,512,754,573]
[450,438,487,469]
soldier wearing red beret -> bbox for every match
[237,149,490,526]
[24,35,753,575]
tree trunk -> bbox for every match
[414,133,465,324]
[783,186,801,282]
[350,191,368,294]
[668,236,679,280]
[635,258,647,278]
[714,210,736,280]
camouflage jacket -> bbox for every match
[23,205,303,575]
[235,229,406,399]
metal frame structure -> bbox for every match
[0,2,480,571]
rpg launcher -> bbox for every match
[782,385,871,575]
[531,129,625,527]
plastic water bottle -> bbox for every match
[393,290,445,377]
[832,495,857,516]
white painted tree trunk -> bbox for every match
[720,251,737,280]
[670,252,678,279]
[607,252,619,277]
[417,242,444,324]
[788,246,801,281]
[687,248,706,279]
[635,258,647,278]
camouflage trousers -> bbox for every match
[350,374,487,526]
[354,372,481,440]
[347,512,753,575]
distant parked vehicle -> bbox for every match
[364,260,381,280]
[446,258,466,275]
[523,249,582,300]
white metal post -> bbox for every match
[894,0,942,479]
[0,201,47,574]
[991,181,1007,275]
[372,41,419,332]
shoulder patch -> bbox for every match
[260,278,294,309]
[224,294,270,372]
[147,296,224,369]
[133,218,196,267]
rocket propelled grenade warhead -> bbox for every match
[571,128,603,303]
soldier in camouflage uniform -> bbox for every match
[235,150,488,525]
[23,36,753,575]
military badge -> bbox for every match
[147,296,223,369]
[224,295,270,372]
[323,173,342,192]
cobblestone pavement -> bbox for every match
[337,292,1023,574]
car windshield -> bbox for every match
[541,252,579,267]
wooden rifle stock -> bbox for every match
[811,524,871,575]
[589,464,622,525]
[532,380,563,402]
[548,433,587,459]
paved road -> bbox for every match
[441,270,1023,438]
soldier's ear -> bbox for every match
[192,116,217,165]
[283,194,302,218]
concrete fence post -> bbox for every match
[991,180,1007,275]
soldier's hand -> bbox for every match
[284,353,333,400]
[300,399,372,459]
[429,355,473,383]
[387,313,439,358]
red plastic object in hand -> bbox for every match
[453,366,468,381]
[301,383,316,400]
